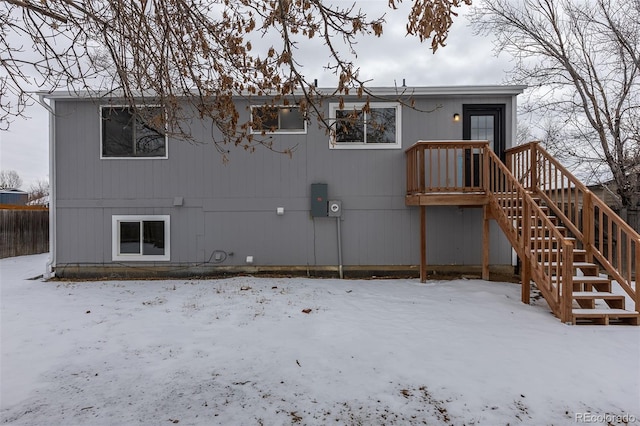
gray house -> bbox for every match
[43,86,525,279]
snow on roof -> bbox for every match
[0,188,28,194]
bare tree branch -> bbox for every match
[1,0,468,151]
[471,0,640,213]
[0,169,23,189]
[2,0,67,22]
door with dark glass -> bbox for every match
[463,104,506,187]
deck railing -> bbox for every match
[507,142,639,314]
[406,141,489,194]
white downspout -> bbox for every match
[336,216,343,279]
[39,95,56,279]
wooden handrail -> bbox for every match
[506,142,639,314]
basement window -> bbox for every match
[329,102,401,149]
[112,215,170,261]
[101,106,167,158]
[250,105,306,134]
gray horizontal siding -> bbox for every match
[53,93,518,271]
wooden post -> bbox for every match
[583,191,594,263]
[561,241,574,324]
[419,147,426,194]
[482,142,490,193]
[420,205,427,283]
[522,257,531,304]
[482,205,490,280]
[530,142,538,192]
[629,240,640,312]
[522,196,531,304]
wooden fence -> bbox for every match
[0,206,49,259]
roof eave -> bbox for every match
[38,85,527,100]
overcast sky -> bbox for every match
[0,1,514,190]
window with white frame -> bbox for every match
[112,215,170,261]
[101,106,167,158]
[329,102,401,149]
[251,105,306,134]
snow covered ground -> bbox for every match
[1,254,639,425]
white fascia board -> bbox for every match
[38,85,527,100]
[320,85,528,97]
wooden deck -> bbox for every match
[406,141,639,325]
[405,192,488,206]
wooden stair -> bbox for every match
[494,187,638,325]
[405,140,638,326]
[524,198,639,325]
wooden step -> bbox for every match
[540,249,587,256]
[572,249,587,262]
[572,292,626,309]
[572,309,640,325]
[509,215,558,223]
[520,225,568,235]
[507,205,550,212]
[494,195,540,204]
[544,261,594,267]
[531,236,575,242]
[543,262,599,274]
[530,238,576,249]
[565,275,609,282]
[537,248,587,258]
[551,275,612,292]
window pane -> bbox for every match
[470,115,495,150]
[253,106,279,131]
[279,107,304,130]
[142,221,165,255]
[102,107,166,157]
[135,117,166,156]
[335,109,364,142]
[120,222,141,254]
[366,108,396,143]
[102,109,135,157]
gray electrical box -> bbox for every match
[328,200,342,217]
[310,183,328,217]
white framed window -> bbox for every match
[112,215,170,261]
[101,106,168,159]
[329,102,402,149]
[250,105,307,134]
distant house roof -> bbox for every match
[0,188,28,195]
